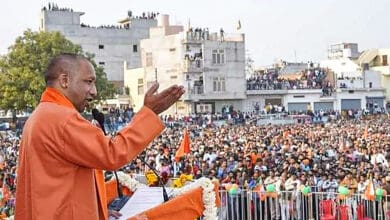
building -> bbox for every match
[356,48,390,105]
[243,54,385,114]
[328,43,360,60]
[124,15,246,115]
[40,4,158,88]
[244,64,337,113]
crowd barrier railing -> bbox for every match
[213,189,390,220]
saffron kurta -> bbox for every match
[15,88,164,220]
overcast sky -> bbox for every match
[1,0,389,66]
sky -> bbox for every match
[1,0,389,67]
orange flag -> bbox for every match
[254,184,266,201]
[364,178,375,201]
[2,183,11,202]
[175,129,191,162]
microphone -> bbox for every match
[92,109,129,211]
[139,156,169,202]
[93,109,107,136]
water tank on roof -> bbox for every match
[158,14,169,27]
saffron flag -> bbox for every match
[1,183,10,202]
[175,129,191,162]
[364,179,375,201]
[254,184,266,201]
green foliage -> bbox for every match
[84,52,116,104]
[0,30,116,112]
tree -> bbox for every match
[0,29,115,112]
[84,52,116,104]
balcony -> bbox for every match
[191,85,204,95]
[183,85,204,101]
[182,59,203,73]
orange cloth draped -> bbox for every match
[40,87,75,109]
[129,182,220,220]
[105,178,220,220]
[95,170,108,220]
[105,179,134,204]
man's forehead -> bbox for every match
[79,61,96,77]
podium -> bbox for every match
[105,179,221,220]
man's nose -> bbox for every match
[90,84,97,98]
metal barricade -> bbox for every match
[214,190,390,220]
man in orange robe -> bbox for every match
[15,53,184,220]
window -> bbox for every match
[196,103,213,114]
[212,49,225,64]
[146,52,153,67]
[383,55,388,66]
[99,44,104,49]
[170,75,178,79]
[98,62,105,65]
[133,45,138,52]
[137,85,144,95]
[137,78,144,95]
[169,48,176,52]
[213,77,226,92]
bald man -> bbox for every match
[15,53,185,220]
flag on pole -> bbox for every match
[254,184,266,201]
[237,19,241,30]
[175,129,191,162]
[364,178,375,201]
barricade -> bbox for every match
[214,189,390,220]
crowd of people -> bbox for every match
[1,108,390,219]
[187,27,211,41]
[41,2,73,12]
[0,131,18,219]
[138,113,390,219]
[246,67,333,97]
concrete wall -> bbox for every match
[336,89,385,111]
[320,58,361,78]
[123,66,145,112]
[41,9,157,84]
[202,39,246,100]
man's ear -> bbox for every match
[58,72,69,89]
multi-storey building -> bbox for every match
[328,43,360,60]
[124,15,246,115]
[357,48,390,106]
[40,4,157,88]
[243,43,386,114]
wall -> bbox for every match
[123,66,145,112]
[41,9,157,84]
[336,89,385,111]
[320,58,361,78]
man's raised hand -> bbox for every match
[144,83,185,114]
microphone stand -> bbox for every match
[93,110,129,211]
[140,157,169,202]
[114,171,123,198]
